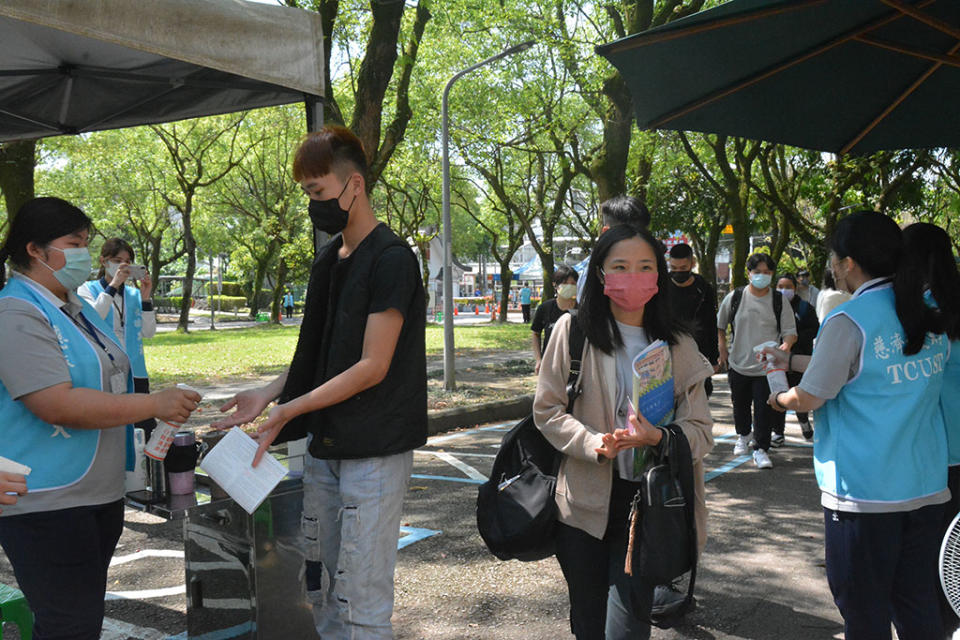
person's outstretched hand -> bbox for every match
[212,388,273,430]
[251,404,291,467]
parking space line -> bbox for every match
[164,621,254,640]
[111,549,184,566]
[426,451,487,481]
[106,585,184,601]
[399,526,442,549]
[426,422,513,446]
[705,455,753,482]
[410,473,484,485]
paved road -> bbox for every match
[1,379,856,640]
[154,308,526,333]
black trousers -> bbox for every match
[285,305,294,317]
[726,369,774,450]
[0,499,124,640]
[555,476,655,640]
[521,303,531,323]
[824,503,945,640]
[772,371,809,436]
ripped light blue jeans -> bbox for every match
[301,450,413,640]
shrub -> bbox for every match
[207,295,247,312]
[154,296,191,313]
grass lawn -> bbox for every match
[144,321,532,387]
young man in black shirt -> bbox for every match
[214,126,426,639]
[531,264,578,374]
[667,243,719,394]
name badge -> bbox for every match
[110,372,127,395]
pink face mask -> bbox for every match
[602,271,659,312]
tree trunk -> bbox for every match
[178,217,196,333]
[0,140,36,219]
[271,258,289,324]
[540,251,556,300]
[498,265,512,323]
[730,216,750,288]
[591,88,632,202]
[248,258,270,319]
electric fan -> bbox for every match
[940,511,960,616]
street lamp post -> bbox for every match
[441,40,534,391]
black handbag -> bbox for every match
[625,423,698,626]
[476,312,586,561]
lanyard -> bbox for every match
[103,279,125,327]
[112,293,125,327]
[64,308,116,364]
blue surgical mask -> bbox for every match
[750,273,772,289]
[40,246,92,290]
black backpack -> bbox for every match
[476,313,586,561]
[729,286,783,339]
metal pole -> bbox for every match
[209,252,215,330]
[441,40,534,391]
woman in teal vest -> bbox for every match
[0,197,200,640]
[902,221,960,637]
[78,238,157,436]
[763,211,949,640]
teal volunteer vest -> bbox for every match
[82,280,148,378]
[0,277,134,490]
[943,338,960,466]
[813,282,949,506]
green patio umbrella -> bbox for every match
[595,0,960,154]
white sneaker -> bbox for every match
[753,449,773,469]
[770,433,785,448]
[734,435,751,456]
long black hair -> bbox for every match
[0,197,92,289]
[830,211,939,355]
[902,222,960,341]
[579,224,684,354]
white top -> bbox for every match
[77,280,157,346]
[815,287,852,322]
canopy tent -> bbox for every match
[512,255,543,281]
[595,0,960,155]
[0,0,324,142]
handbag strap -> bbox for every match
[565,310,587,413]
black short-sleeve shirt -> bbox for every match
[531,298,567,353]
[367,246,419,318]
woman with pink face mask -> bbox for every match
[533,223,714,639]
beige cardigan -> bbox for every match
[533,313,715,550]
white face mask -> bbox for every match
[777,287,795,301]
[557,283,578,300]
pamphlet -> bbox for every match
[632,339,675,427]
[0,456,31,476]
[199,427,287,515]
[625,340,674,477]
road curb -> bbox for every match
[427,394,532,435]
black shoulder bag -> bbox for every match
[476,312,586,561]
[624,423,698,627]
